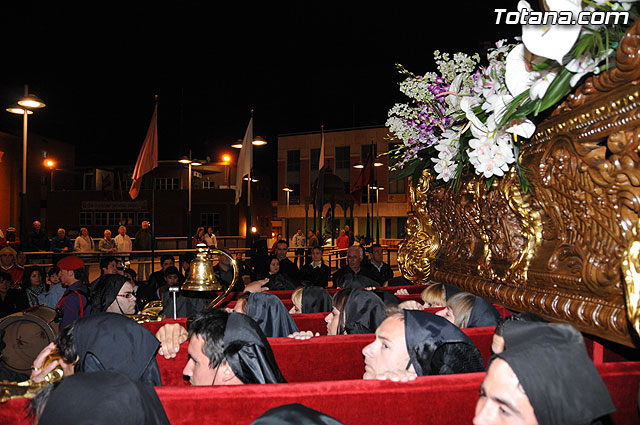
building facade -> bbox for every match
[277,126,408,243]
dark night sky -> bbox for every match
[0,2,520,185]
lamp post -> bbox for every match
[283,186,293,241]
[222,154,231,188]
[44,159,55,191]
[371,183,384,243]
[6,84,46,242]
[179,152,203,243]
[231,131,267,239]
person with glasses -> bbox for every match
[90,273,137,315]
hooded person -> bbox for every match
[251,403,345,425]
[362,308,485,380]
[33,371,170,425]
[246,292,299,338]
[340,288,386,335]
[467,295,501,328]
[71,312,162,385]
[183,308,286,385]
[474,321,616,425]
[301,286,332,313]
[90,273,137,315]
[404,310,485,375]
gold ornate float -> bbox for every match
[399,20,640,347]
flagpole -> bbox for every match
[246,110,254,249]
[151,95,158,274]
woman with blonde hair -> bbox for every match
[436,291,501,329]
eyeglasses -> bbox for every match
[117,292,136,299]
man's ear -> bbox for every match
[220,362,238,383]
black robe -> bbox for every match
[246,292,299,337]
[301,286,332,313]
[251,403,344,425]
[404,310,485,376]
[340,289,386,334]
[73,312,162,385]
[496,321,616,425]
[223,312,286,384]
[38,371,170,425]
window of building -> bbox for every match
[83,173,96,191]
[287,150,300,172]
[79,212,93,226]
[154,178,179,190]
[203,180,216,189]
[335,146,350,169]
[289,183,300,205]
[94,212,109,226]
[200,213,220,232]
[361,143,377,162]
[137,212,151,225]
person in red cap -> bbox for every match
[55,256,91,329]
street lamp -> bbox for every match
[6,84,46,241]
[371,184,384,243]
[178,152,204,241]
[283,186,293,241]
[44,158,55,191]
[222,154,231,188]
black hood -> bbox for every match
[90,274,129,313]
[38,371,170,425]
[73,312,162,385]
[223,312,286,384]
[467,295,501,328]
[341,289,386,334]
[301,286,332,313]
[496,321,615,425]
[404,310,485,376]
[246,292,299,337]
[251,403,344,425]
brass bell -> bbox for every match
[181,247,238,294]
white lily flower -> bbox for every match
[505,44,539,97]
[432,157,457,182]
[530,70,557,99]
[566,50,613,86]
[520,0,582,64]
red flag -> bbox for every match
[350,150,373,205]
[129,103,158,199]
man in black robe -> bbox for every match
[362,308,484,380]
[274,239,300,283]
[157,308,285,386]
[474,321,616,425]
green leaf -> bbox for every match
[394,159,423,180]
[536,68,573,114]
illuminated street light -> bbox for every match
[178,152,203,240]
[6,84,46,238]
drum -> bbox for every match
[0,306,59,374]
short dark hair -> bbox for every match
[276,239,288,248]
[23,265,45,289]
[99,256,117,271]
[47,267,61,278]
[164,266,180,277]
[0,270,11,283]
[160,254,174,264]
[188,309,229,369]
[56,322,77,366]
[311,246,323,253]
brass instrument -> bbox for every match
[0,348,64,403]
[126,300,166,324]
[182,247,239,310]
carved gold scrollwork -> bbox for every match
[475,169,542,283]
[397,171,441,283]
[622,220,640,338]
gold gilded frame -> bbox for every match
[399,20,640,346]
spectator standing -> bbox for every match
[26,221,50,252]
[204,226,217,248]
[133,221,153,281]
[336,230,350,268]
[114,225,132,259]
[1,227,20,250]
[292,229,306,268]
[99,229,117,254]
[50,228,73,253]
[344,225,354,246]
[73,227,95,252]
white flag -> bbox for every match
[235,117,253,205]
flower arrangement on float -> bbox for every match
[386,0,638,191]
